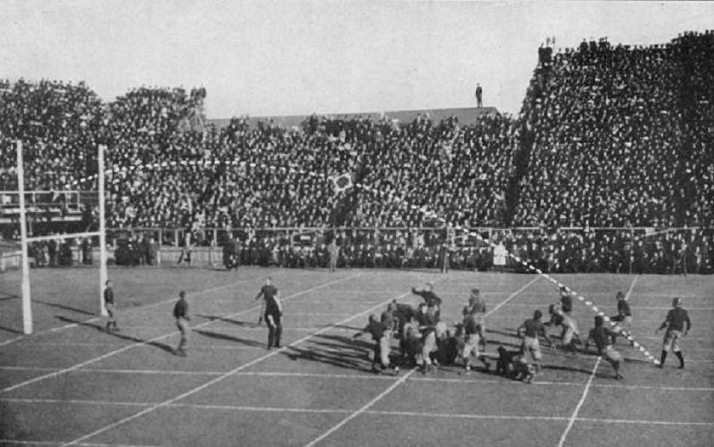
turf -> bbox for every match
[0,267,712,446]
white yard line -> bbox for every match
[556,276,637,447]
[0,335,25,346]
[1,273,362,394]
[0,440,159,447]
[170,403,352,414]
[303,369,417,447]
[58,276,423,446]
[408,375,714,391]
[302,275,542,447]
[500,303,714,311]
[3,367,713,391]
[625,275,639,298]
[557,357,602,447]
[0,397,150,407]
[81,326,355,331]
[3,397,713,428]
[635,336,711,341]
[367,409,566,421]
[482,276,543,316]
[574,417,714,426]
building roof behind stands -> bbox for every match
[209,106,500,129]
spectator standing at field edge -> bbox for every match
[328,239,339,272]
[104,280,118,333]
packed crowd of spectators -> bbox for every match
[0,79,104,191]
[1,31,713,274]
[515,31,714,228]
[1,80,517,231]
[102,109,516,231]
[212,226,712,274]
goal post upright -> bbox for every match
[98,144,108,317]
[15,141,109,334]
[17,140,33,334]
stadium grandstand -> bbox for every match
[1,31,712,274]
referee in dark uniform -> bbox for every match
[255,277,283,349]
[173,291,190,356]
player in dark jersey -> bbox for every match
[611,291,632,324]
[412,282,443,309]
[381,302,397,334]
[516,310,554,376]
[465,289,487,350]
[461,307,491,373]
[496,346,534,382]
[656,297,691,369]
[466,288,487,314]
[353,314,399,374]
[255,277,283,349]
[401,319,423,367]
[416,302,440,374]
[173,291,190,357]
[610,291,634,345]
[103,280,118,333]
[391,300,416,338]
[585,315,623,379]
[559,286,573,316]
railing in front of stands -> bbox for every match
[0,190,81,209]
[106,226,709,248]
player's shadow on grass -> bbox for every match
[0,325,23,334]
[55,316,175,354]
[314,333,373,354]
[0,291,20,302]
[542,364,599,376]
[282,334,375,372]
[36,299,95,316]
[318,324,362,331]
[486,328,519,339]
[194,329,264,347]
[196,314,257,327]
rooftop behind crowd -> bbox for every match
[1,31,713,273]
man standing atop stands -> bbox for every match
[475,83,483,107]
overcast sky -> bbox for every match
[1,1,713,118]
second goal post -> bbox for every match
[15,141,109,334]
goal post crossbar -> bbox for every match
[15,141,109,335]
[26,231,101,243]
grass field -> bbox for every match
[0,266,712,446]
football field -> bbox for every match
[0,267,712,446]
